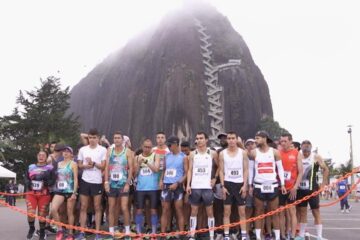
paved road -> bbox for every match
[1,198,359,239]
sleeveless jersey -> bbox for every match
[163,152,185,184]
[28,164,54,191]
[109,147,128,188]
[280,149,299,190]
[299,151,319,191]
[137,153,159,191]
[224,148,244,183]
[337,179,348,194]
[191,148,213,189]
[254,147,277,184]
[56,161,74,193]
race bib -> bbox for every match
[57,181,68,190]
[299,180,310,190]
[261,184,274,193]
[229,168,242,178]
[339,185,346,190]
[140,167,152,176]
[165,168,177,178]
[110,171,123,181]
[195,166,209,175]
[10,190,14,194]
[284,171,291,181]
[32,180,43,191]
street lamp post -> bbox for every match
[347,125,354,186]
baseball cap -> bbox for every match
[255,131,273,144]
[217,132,227,139]
[245,138,255,146]
[64,146,73,154]
[166,136,180,145]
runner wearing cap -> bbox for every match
[295,140,329,240]
[104,131,134,238]
[159,136,188,237]
[51,146,78,240]
[186,132,218,240]
[76,128,107,240]
[219,132,249,240]
[248,131,286,240]
[278,133,303,240]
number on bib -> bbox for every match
[229,169,241,178]
[57,181,68,190]
[140,167,152,176]
[32,181,43,191]
[299,180,309,190]
[339,185,346,190]
[261,184,274,193]
[111,171,123,181]
[165,169,177,178]
[284,171,291,181]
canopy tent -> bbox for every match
[0,165,16,179]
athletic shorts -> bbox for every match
[79,180,103,196]
[136,190,158,209]
[161,184,184,202]
[297,189,319,209]
[26,192,51,215]
[253,184,279,201]
[189,189,214,207]
[54,192,74,201]
[224,181,246,206]
[279,191,296,206]
[107,187,129,198]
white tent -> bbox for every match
[0,165,16,179]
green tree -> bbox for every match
[0,76,80,181]
[257,116,289,141]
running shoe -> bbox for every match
[26,228,36,240]
[46,225,57,234]
[56,231,64,240]
[65,235,74,240]
[224,236,231,240]
[75,232,86,240]
[95,234,103,240]
[39,231,47,240]
[264,233,272,240]
[294,237,305,240]
[215,233,223,240]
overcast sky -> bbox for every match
[0,0,359,167]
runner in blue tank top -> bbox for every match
[159,136,188,235]
[104,131,134,238]
[337,174,350,213]
[134,139,160,239]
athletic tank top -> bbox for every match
[191,148,213,189]
[109,147,128,188]
[136,153,159,191]
[299,152,319,191]
[337,179,347,194]
[56,161,74,193]
[224,148,244,183]
[254,147,277,184]
[280,149,299,190]
[28,164,54,191]
[163,152,185,184]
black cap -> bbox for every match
[217,132,227,139]
[54,143,66,152]
[166,136,180,145]
[255,131,273,144]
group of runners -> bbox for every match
[24,128,331,240]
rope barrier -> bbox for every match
[0,168,358,238]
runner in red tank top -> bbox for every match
[278,133,303,240]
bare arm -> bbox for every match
[147,155,160,173]
[126,149,134,183]
[104,148,111,183]
[187,152,194,189]
[294,152,304,189]
[316,154,329,186]
[219,151,225,186]
[242,150,249,189]
[181,155,189,184]
[72,162,79,194]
